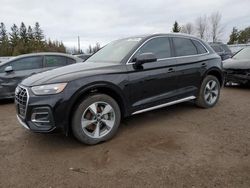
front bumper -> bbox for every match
[224,68,250,84]
[15,85,71,133]
[225,72,250,84]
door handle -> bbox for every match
[167,68,175,73]
[201,63,207,67]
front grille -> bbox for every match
[15,86,28,119]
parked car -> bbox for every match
[75,54,92,61]
[16,33,223,145]
[223,47,250,86]
[0,52,82,99]
[209,42,233,60]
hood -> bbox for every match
[223,58,250,70]
[21,62,121,86]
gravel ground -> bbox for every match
[0,86,250,188]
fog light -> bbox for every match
[31,112,50,123]
[30,107,54,128]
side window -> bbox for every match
[10,56,43,71]
[173,37,197,57]
[67,57,76,64]
[192,40,207,54]
[135,37,171,60]
[44,56,67,67]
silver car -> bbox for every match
[0,52,82,99]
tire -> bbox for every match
[195,75,220,108]
[72,94,121,145]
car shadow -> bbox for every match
[21,101,197,150]
[0,98,14,105]
[225,84,250,90]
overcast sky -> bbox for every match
[0,0,249,51]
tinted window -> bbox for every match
[67,57,76,64]
[136,37,171,59]
[192,40,207,54]
[173,37,197,57]
[45,56,67,67]
[6,56,43,71]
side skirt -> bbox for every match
[132,96,196,115]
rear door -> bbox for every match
[0,56,43,97]
[172,37,208,98]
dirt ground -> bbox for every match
[0,87,250,188]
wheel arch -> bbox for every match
[66,82,128,135]
[204,68,224,86]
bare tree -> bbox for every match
[195,15,208,40]
[210,11,223,42]
[181,23,194,35]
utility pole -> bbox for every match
[78,36,80,54]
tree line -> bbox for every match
[0,22,66,56]
[172,11,250,44]
[228,27,250,44]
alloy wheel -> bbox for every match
[81,101,115,139]
[204,80,219,105]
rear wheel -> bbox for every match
[72,94,121,145]
[196,75,220,108]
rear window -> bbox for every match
[173,37,197,57]
[44,56,67,67]
[192,40,207,54]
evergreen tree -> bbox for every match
[0,21,66,55]
[9,24,19,48]
[228,27,239,44]
[34,22,44,42]
[27,26,34,41]
[19,22,28,43]
[0,22,11,56]
[172,21,181,33]
[238,27,250,44]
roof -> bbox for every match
[122,33,203,42]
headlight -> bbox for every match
[31,83,67,95]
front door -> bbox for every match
[126,37,179,113]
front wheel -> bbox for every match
[72,94,121,145]
[196,75,221,108]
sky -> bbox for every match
[0,0,249,51]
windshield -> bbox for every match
[211,45,223,53]
[233,47,250,60]
[86,38,142,63]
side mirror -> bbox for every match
[4,66,13,73]
[135,53,157,66]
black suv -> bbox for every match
[16,34,223,145]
